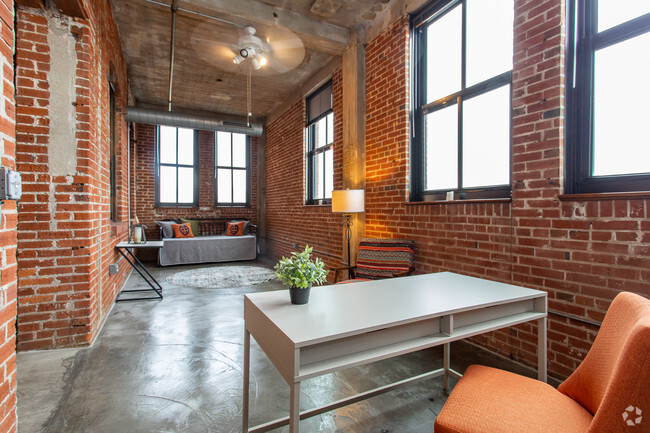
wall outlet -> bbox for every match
[109,263,119,275]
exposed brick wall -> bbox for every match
[0,1,17,430]
[132,124,259,261]
[265,1,649,380]
[15,1,131,351]
[264,70,343,276]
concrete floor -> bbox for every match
[17,258,539,433]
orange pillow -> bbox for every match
[172,223,194,238]
[226,221,245,236]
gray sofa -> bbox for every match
[156,219,257,266]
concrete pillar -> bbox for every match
[341,28,366,266]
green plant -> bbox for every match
[274,245,329,289]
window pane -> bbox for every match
[313,152,324,198]
[593,33,650,176]
[177,128,194,165]
[232,133,247,168]
[426,5,462,103]
[177,167,194,203]
[159,126,177,164]
[326,112,334,144]
[462,85,511,188]
[425,104,458,190]
[466,0,513,87]
[159,166,177,202]
[324,148,333,199]
[233,169,247,203]
[217,132,232,167]
[217,169,232,203]
[598,1,650,32]
[315,117,327,148]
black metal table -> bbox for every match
[115,241,164,301]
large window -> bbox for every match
[411,0,514,201]
[306,81,334,204]
[566,1,650,194]
[215,131,249,205]
[155,125,198,206]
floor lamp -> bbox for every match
[332,189,365,266]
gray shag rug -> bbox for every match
[166,265,275,289]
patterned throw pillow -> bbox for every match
[226,221,245,236]
[172,223,194,238]
[230,220,250,235]
[180,218,200,236]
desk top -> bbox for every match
[116,241,164,249]
[245,272,546,348]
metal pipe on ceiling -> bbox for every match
[167,0,178,111]
[124,107,264,136]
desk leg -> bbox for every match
[242,329,250,433]
[289,381,300,433]
[538,316,547,383]
[442,342,450,390]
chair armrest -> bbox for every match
[331,265,357,283]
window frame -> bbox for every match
[565,1,650,194]
[154,126,199,207]
[214,131,251,207]
[305,81,334,205]
[410,0,513,202]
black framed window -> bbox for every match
[306,81,334,204]
[109,84,117,221]
[566,1,650,194]
[155,125,198,206]
[215,131,250,206]
[411,0,514,201]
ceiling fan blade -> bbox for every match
[264,26,305,74]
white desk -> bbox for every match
[242,272,547,433]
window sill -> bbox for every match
[408,197,511,206]
[559,192,650,201]
[304,203,332,208]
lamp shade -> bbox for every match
[332,189,365,213]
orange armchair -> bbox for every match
[434,291,650,433]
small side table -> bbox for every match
[115,241,164,302]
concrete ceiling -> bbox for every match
[110,0,389,120]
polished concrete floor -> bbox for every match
[17,258,538,433]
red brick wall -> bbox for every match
[0,1,17,430]
[132,123,259,259]
[264,70,343,273]
[265,1,649,380]
[15,1,131,351]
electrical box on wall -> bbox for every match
[0,168,22,200]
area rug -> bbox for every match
[166,265,275,289]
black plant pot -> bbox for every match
[289,286,311,305]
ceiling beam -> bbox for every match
[180,0,350,55]
[16,0,87,18]
[15,0,45,8]
[53,0,87,19]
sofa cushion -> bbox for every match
[172,223,194,238]
[159,234,256,266]
[155,220,176,238]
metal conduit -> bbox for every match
[124,107,264,136]
[167,0,178,111]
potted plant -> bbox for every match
[274,245,329,304]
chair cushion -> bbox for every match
[355,238,415,280]
[434,365,592,433]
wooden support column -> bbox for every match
[341,28,366,267]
